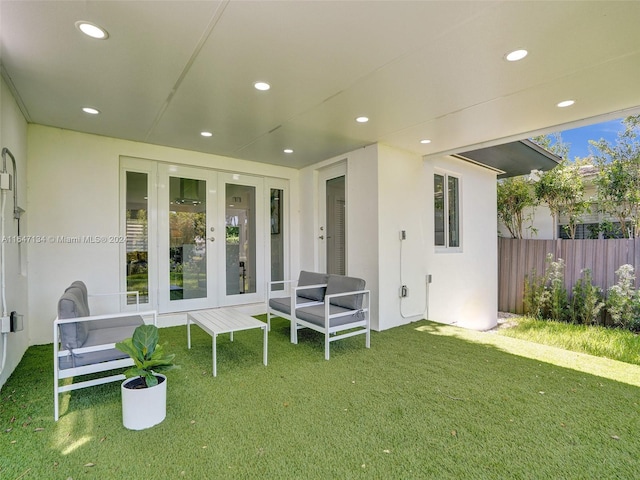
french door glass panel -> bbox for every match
[326,175,346,275]
[225,183,256,295]
[125,171,149,304]
[270,188,285,291]
[169,176,207,300]
[220,174,264,304]
[159,165,217,312]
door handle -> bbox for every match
[318,235,324,240]
[208,236,215,242]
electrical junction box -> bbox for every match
[0,173,12,191]
[10,311,23,332]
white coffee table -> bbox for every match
[187,307,268,377]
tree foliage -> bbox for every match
[533,161,590,239]
[531,132,570,160]
[591,115,640,238]
[497,176,537,238]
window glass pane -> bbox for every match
[448,176,460,248]
[169,177,207,300]
[270,189,284,291]
[226,184,256,295]
[126,172,149,304]
[434,174,445,246]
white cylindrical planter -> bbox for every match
[121,373,167,430]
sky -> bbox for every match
[557,118,623,160]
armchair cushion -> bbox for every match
[296,271,329,301]
[268,296,317,315]
[325,275,366,310]
[296,304,365,328]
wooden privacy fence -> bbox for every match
[498,237,640,314]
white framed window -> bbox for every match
[434,172,461,250]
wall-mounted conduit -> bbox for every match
[399,230,429,320]
[0,147,24,375]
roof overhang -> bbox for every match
[455,139,561,179]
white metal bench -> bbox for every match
[53,281,157,420]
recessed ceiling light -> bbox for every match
[82,107,100,115]
[355,116,369,123]
[557,100,575,108]
[75,21,109,40]
[505,49,528,62]
[420,139,432,144]
[200,131,213,137]
[283,149,294,154]
[254,81,271,91]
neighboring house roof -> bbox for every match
[455,139,562,178]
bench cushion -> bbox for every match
[297,271,329,301]
[91,314,145,331]
[58,319,142,370]
[325,275,366,310]
[58,286,91,349]
[296,304,366,328]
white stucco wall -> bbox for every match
[0,77,29,388]
[298,144,380,328]
[377,144,428,330]
[299,143,498,332]
[26,125,300,345]
[425,155,498,330]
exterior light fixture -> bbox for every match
[355,116,369,123]
[254,82,271,91]
[200,131,213,137]
[505,49,528,62]
[420,139,432,144]
[557,100,575,108]
[75,21,109,40]
[283,149,293,154]
[82,107,100,115]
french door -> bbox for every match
[123,159,271,313]
[158,165,218,312]
[218,172,264,306]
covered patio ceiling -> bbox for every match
[1,1,639,170]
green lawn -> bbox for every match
[497,316,640,366]
[2,317,640,479]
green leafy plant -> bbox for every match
[523,253,569,322]
[606,264,640,330]
[546,256,569,322]
[523,268,549,319]
[570,269,604,325]
[116,324,177,387]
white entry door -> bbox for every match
[158,165,218,312]
[318,163,346,275]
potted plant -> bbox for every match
[115,324,176,430]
